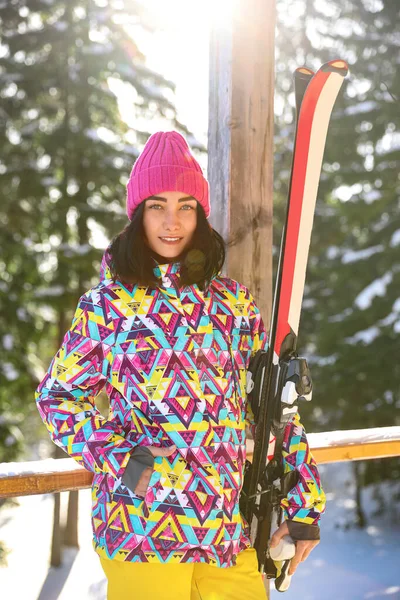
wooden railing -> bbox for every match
[1,426,399,498]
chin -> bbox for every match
[151,244,185,262]
[151,239,190,260]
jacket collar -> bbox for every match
[152,259,182,292]
[153,259,181,277]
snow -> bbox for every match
[344,101,378,116]
[355,272,393,310]
[0,457,85,478]
[362,0,384,12]
[372,298,400,328]
[328,308,353,323]
[96,127,120,145]
[20,120,39,135]
[341,245,384,264]
[33,286,65,298]
[85,128,102,142]
[326,246,340,260]
[363,190,382,204]
[313,354,338,366]
[117,142,139,156]
[40,177,59,186]
[372,213,390,233]
[345,325,380,344]
[334,183,362,202]
[1,73,23,82]
[16,307,28,320]
[58,243,91,257]
[0,461,399,599]
[390,230,400,248]
[377,132,400,155]
[2,334,14,350]
[53,21,68,31]
[0,492,107,600]
[142,81,169,101]
[1,363,19,381]
[307,426,400,447]
[82,43,113,55]
[302,298,317,309]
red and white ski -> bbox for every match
[240,60,348,591]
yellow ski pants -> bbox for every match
[99,548,267,600]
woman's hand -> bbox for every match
[134,444,176,497]
[269,520,320,576]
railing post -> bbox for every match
[64,490,80,548]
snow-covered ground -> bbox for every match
[0,462,399,600]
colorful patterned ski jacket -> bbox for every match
[35,246,326,567]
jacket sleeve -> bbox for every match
[280,411,326,532]
[35,288,137,487]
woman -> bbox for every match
[35,131,325,599]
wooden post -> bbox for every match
[208,2,276,595]
[208,0,276,329]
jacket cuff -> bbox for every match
[121,446,154,493]
[286,520,320,541]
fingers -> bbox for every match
[269,520,289,548]
[288,540,318,576]
[288,544,306,576]
[148,444,176,457]
[134,466,153,497]
[133,445,176,497]
[300,540,319,563]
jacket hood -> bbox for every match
[100,244,113,282]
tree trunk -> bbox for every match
[50,445,65,567]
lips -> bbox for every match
[159,237,183,244]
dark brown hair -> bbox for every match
[108,202,225,290]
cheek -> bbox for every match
[143,212,158,237]
[183,211,197,232]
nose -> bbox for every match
[163,210,181,231]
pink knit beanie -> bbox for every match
[126,131,210,220]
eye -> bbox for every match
[181,204,195,210]
[148,203,162,210]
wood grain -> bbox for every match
[208,0,275,327]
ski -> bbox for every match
[240,60,348,591]
[294,66,314,116]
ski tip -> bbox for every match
[295,66,314,77]
[321,59,349,77]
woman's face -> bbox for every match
[142,191,198,261]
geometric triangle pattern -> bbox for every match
[279,411,326,524]
[35,244,326,569]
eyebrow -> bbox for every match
[146,195,197,203]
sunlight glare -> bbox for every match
[138,0,238,32]
[109,1,241,141]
